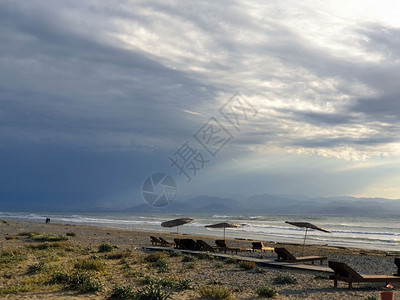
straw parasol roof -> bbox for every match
[285,221,330,233]
[161,218,193,233]
[285,221,331,253]
[205,222,243,239]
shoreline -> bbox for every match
[2,217,399,256]
[1,212,399,253]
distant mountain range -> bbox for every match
[1,192,400,214]
[126,194,400,214]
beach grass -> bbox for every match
[0,220,396,299]
[256,286,278,298]
[198,286,235,300]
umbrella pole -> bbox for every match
[224,228,226,240]
[177,226,179,234]
[302,228,308,254]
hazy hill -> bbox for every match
[2,192,400,214]
[126,194,400,214]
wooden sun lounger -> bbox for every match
[197,240,217,252]
[252,242,274,252]
[274,248,326,265]
[150,236,162,246]
[174,238,184,249]
[159,237,174,247]
[180,239,202,251]
[394,257,400,276]
[215,240,250,254]
[329,261,400,289]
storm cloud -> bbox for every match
[1,0,400,207]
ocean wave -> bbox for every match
[211,215,231,219]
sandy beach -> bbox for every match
[0,219,399,299]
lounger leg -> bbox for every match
[334,280,337,288]
[348,282,352,289]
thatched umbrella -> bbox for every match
[285,221,331,253]
[161,217,193,234]
[205,222,243,239]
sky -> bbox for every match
[1,0,400,210]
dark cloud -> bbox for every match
[1,1,400,206]
[0,0,219,151]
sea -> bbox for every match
[1,212,399,252]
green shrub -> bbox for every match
[18,231,39,236]
[168,251,182,257]
[0,250,27,265]
[174,278,192,291]
[98,243,114,253]
[256,286,278,298]
[51,271,70,284]
[152,260,170,273]
[145,252,167,263]
[68,271,104,293]
[27,242,66,250]
[225,258,237,264]
[109,285,136,299]
[27,262,46,274]
[198,286,234,300]
[30,234,68,242]
[255,267,266,273]
[66,232,76,237]
[0,282,38,295]
[141,276,192,292]
[156,277,175,288]
[365,297,377,300]
[135,282,171,300]
[198,252,213,260]
[141,276,153,285]
[50,271,104,293]
[239,261,256,270]
[106,250,132,259]
[182,255,196,262]
[272,273,297,285]
[74,258,106,271]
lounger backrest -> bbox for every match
[394,258,400,274]
[197,240,214,251]
[395,258,400,269]
[179,239,200,251]
[159,237,169,244]
[252,242,263,249]
[216,240,228,248]
[151,236,161,243]
[328,261,363,279]
[174,238,184,249]
[274,248,296,261]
